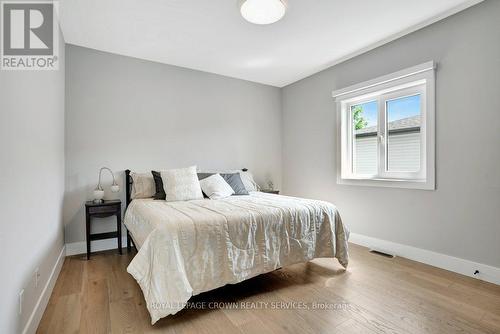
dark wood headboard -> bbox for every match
[125,169,132,209]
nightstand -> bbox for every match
[260,189,280,195]
[85,199,122,260]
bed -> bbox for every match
[123,170,349,324]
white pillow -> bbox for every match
[239,170,259,192]
[161,166,203,202]
[199,174,235,200]
[130,172,155,199]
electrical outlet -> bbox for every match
[19,289,24,315]
[35,268,40,288]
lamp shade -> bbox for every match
[93,189,104,201]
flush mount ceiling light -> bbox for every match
[240,0,286,25]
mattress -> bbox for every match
[124,192,349,324]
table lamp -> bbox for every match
[93,167,120,203]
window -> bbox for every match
[333,62,435,190]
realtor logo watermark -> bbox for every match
[1,1,59,70]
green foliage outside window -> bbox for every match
[352,105,368,130]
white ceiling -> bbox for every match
[60,0,482,87]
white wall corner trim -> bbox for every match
[66,237,128,256]
[22,246,66,334]
[349,233,500,286]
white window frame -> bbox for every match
[333,61,435,190]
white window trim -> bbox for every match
[333,61,436,190]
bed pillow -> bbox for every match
[130,172,155,199]
[198,173,249,195]
[222,173,249,195]
[225,169,259,192]
[161,166,203,202]
[197,173,213,181]
[240,170,259,192]
[199,174,235,200]
[151,171,166,200]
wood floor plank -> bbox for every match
[42,293,81,334]
[331,274,492,334]
[38,246,500,334]
[334,319,378,334]
[317,259,496,334]
[340,247,490,322]
[36,262,69,333]
[108,258,137,302]
[251,268,406,334]
[481,311,500,332]
[237,317,273,334]
[110,297,143,334]
[84,278,111,334]
[58,257,84,296]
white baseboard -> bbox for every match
[65,237,128,256]
[22,246,66,334]
[349,233,500,286]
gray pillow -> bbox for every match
[197,173,214,181]
[197,173,249,195]
[221,173,249,195]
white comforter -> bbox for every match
[124,192,349,324]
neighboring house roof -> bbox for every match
[356,115,420,136]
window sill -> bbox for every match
[337,177,435,190]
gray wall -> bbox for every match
[65,45,282,243]
[0,32,65,332]
[282,0,500,267]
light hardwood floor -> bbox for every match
[37,243,500,333]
